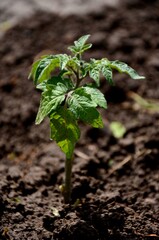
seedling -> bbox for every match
[29,35,144,203]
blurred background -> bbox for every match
[0,0,119,30]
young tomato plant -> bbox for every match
[29,35,144,203]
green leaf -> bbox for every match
[110,60,145,80]
[89,66,101,86]
[36,74,74,92]
[36,81,47,91]
[35,77,72,124]
[67,88,104,128]
[34,56,60,85]
[30,54,69,85]
[28,59,41,80]
[36,89,65,125]
[89,59,102,86]
[68,35,91,54]
[83,86,107,109]
[58,54,70,70]
[46,76,74,90]
[74,35,90,49]
[91,113,104,128]
[110,121,126,138]
[66,57,80,72]
[80,62,90,78]
[80,43,92,53]
[67,46,77,54]
[101,65,114,85]
[50,107,80,159]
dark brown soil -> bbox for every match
[0,0,159,239]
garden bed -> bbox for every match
[0,0,159,239]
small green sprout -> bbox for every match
[110,121,126,139]
[29,35,144,203]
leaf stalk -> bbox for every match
[63,154,74,203]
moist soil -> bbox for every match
[0,0,159,239]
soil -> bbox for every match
[0,0,159,239]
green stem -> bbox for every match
[63,154,74,203]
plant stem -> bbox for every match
[63,154,74,203]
